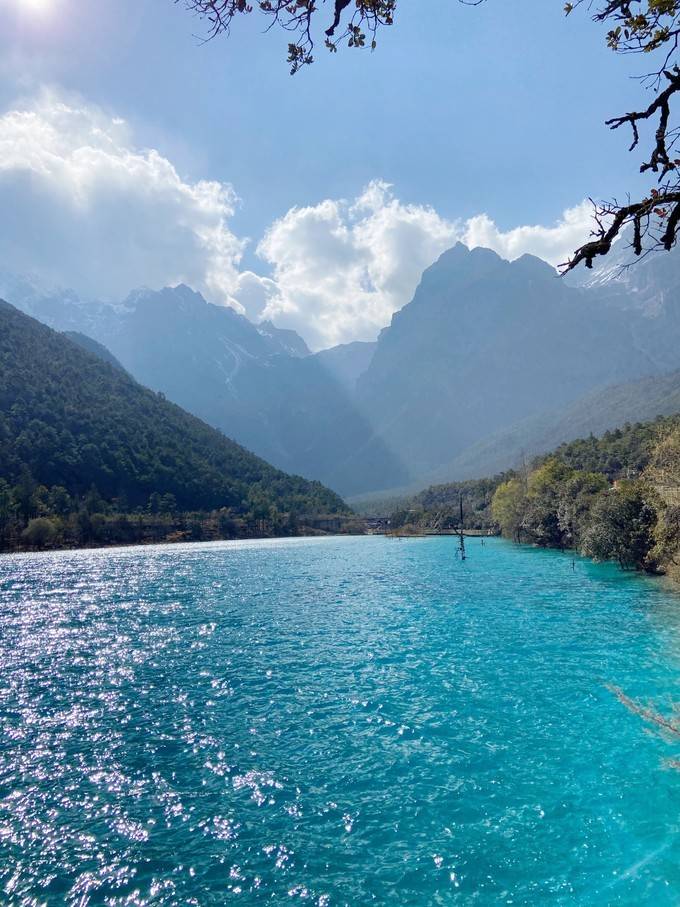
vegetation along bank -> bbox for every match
[392,416,680,581]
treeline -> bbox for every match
[390,476,501,531]
[0,300,349,551]
[393,416,680,577]
[0,469,346,551]
[492,417,680,574]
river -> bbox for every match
[0,536,678,904]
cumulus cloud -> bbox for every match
[256,181,459,349]
[0,88,246,305]
[230,271,284,323]
[461,202,594,268]
[0,89,596,349]
[255,183,595,349]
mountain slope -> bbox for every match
[314,341,377,393]
[63,331,127,372]
[424,367,680,483]
[355,243,680,484]
[8,240,680,499]
[6,282,405,495]
[0,300,347,515]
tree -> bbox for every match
[523,459,575,547]
[556,470,609,547]
[12,466,37,522]
[180,0,395,73]
[47,485,72,517]
[580,480,659,570]
[563,1,680,271]
[160,493,177,515]
[179,0,680,269]
[0,479,15,543]
[491,478,527,541]
[22,517,58,550]
[645,422,680,571]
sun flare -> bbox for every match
[16,0,54,14]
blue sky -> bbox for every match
[0,0,656,346]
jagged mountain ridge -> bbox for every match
[354,243,680,481]
[0,299,347,515]
[5,239,680,496]
[0,278,405,495]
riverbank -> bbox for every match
[386,417,680,584]
[0,510,370,555]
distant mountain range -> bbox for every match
[422,368,680,484]
[4,239,680,497]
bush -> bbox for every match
[580,481,659,572]
[22,517,59,549]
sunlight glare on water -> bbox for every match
[0,535,679,905]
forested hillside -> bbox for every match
[0,301,348,550]
[395,417,680,578]
[7,282,407,495]
[7,241,680,496]
[425,368,680,483]
[63,330,127,372]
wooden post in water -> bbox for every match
[458,493,466,561]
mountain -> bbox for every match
[6,240,680,499]
[0,299,347,516]
[3,281,406,496]
[63,331,127,372]
[424,367,680,483]
[258,319,311,358]
[314,341,377,393]
[354,243,680,485]
[567,236,680,369]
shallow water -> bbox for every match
[0,535,679,905]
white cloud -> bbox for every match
[256,181,459,349]
[0,89,597,350]
[230,270,283,322]
[461,201,594,268]
[0,88,246,305]
[255,183,595,349]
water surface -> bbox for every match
[1,536,679,905]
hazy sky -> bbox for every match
[0,0,655,347]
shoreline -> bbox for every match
[5,532,679,594]
[0,528,370,558]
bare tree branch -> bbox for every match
[562,3,680,271]
[177,0,680,271]
[179,0,396,73]
[608,683,680,769]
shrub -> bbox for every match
[22,517,59,549]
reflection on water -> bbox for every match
[0,536,679,904]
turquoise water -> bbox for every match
[0,536,679,905]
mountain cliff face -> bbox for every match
[5,240,680,497]
[354,244,676,480]
[2,280,407,495]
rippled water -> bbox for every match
[1,536,679,905]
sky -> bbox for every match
[0,0,658,348]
